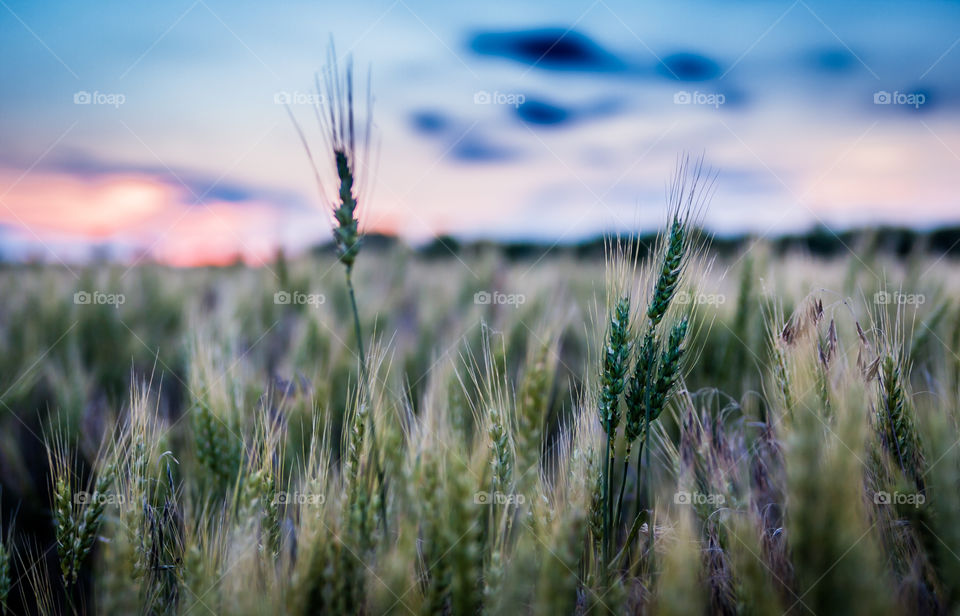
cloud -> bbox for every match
[657,52,722,81]
[409,110,452,136]
[516,99,570,125]
[468,29,725,86]
[407,108,522,161]
[451,135,520,163]
[809,48,857,74]
[468,28,625,72]
[514,97,624,126]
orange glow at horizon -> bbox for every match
[0,171,323,266]
[1,173,172,237]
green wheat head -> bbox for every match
[599,295,632,436]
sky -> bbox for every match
[1,0,958,265]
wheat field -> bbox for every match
[1,218,959,614]
[1,54,959,616]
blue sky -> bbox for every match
[1,0,958,263]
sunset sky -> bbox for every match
[1,0,958,265]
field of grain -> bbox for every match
[1,220,959,615]
[1,47,958,616]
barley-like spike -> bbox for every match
[333,148,361,269]
[877,354,925,490]
[52,474,77,586]
[648,317,689,420]
[314,50,368,271]
[647,217,687,327]
[49,444,116,591]
[625,330,658,443]
[598,295,631,568]
[772,339,794,412]
[76,462,115,563]
[598,295,632,436]
[345,402,368,495]
[261,471,281,556]
[488,407,513,493]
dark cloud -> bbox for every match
[469,28,625,72]
[408,108,520,161]
[514,96,623,126]
[451,136,519,163]
[657,52,721,81]
[468,29,728,90]
[810,48,857,74]
[516,99,570,125]
[409,110,451,136]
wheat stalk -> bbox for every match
[877,353,925,490]
[598,294,632,567]
[487,406,513,494]
[308,43,391,541]
[47,437,116,591]
[647,217,688,327]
